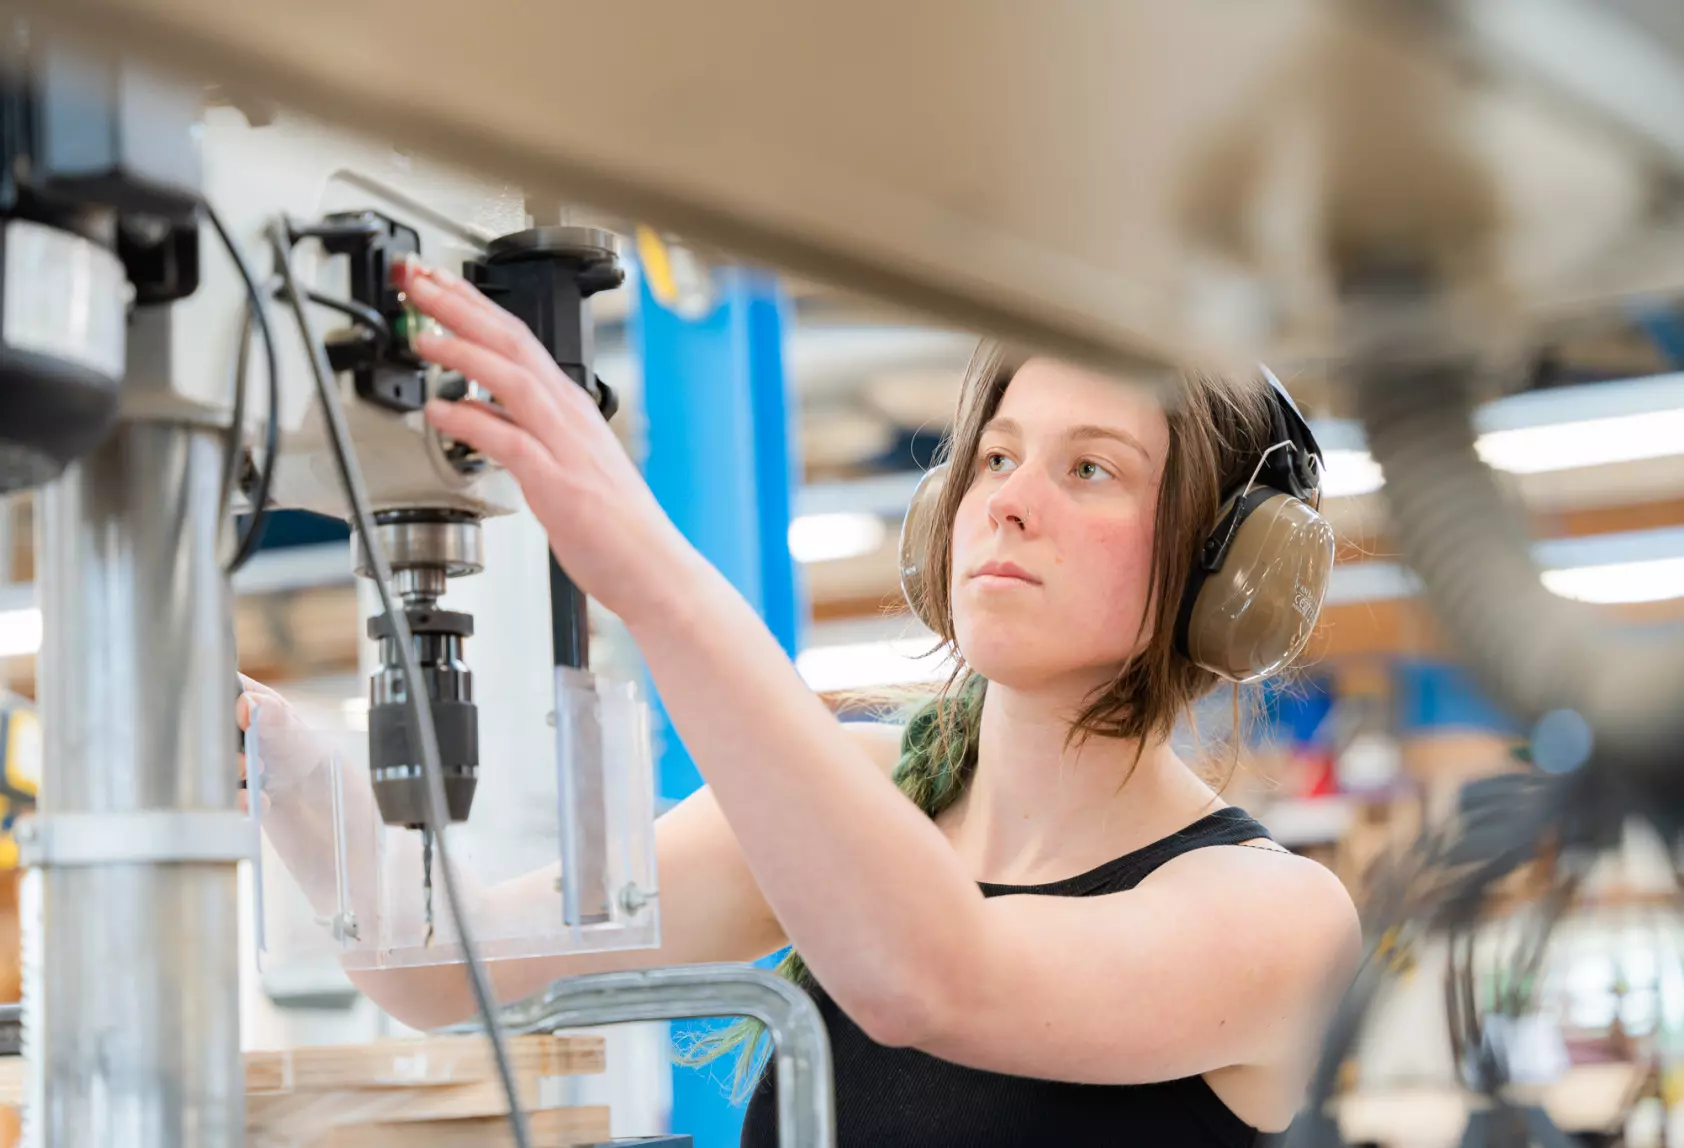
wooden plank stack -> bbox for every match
[0,1033,613,1147]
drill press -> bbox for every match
[349,223,624,941]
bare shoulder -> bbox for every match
[842,722,906,776]
[1146,839,1361,977]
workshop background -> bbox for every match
[2,234,1683,1147]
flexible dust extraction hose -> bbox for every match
[1355,355,1684,775]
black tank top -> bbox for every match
[739,807,1274,1148]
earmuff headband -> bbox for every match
[1257,366,1323,504]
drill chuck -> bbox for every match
[367,604,479,828]
[356,511,485,829]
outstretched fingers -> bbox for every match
[411,328,570,453]
[425,397,559,491]
[395,259,584,402]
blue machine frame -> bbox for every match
[634,255,804,1146]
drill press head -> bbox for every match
[356,509,483,828]
[352,228,623,831]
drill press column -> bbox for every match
[37,424,241,1148]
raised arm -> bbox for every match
[404,256,1359,1083]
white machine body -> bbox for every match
[130,104,526,521]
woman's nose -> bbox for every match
[986,467,1044,534]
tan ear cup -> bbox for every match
[898,463,950,630]
[1183,493,1335,683]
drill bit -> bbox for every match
[421,827,435,948]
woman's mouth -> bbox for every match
[970,561,1040,585]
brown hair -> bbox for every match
[680,340,1282,1098]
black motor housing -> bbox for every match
[0,39,202,494]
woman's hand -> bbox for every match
[237,674,334,809]
[395,259,696,625]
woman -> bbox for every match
[241,258,1360,1146]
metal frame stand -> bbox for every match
[500,965,835,1148]
[33,421,243,1147]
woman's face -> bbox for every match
[949,358,1170,694]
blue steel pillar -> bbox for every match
[633,253,803,1147]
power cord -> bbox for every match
[207,197,396,576]
[303,289,392,353]
[264,219,532,1148]
[202,200,280,576]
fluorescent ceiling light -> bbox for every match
[0,609,41,658]
[1318,448,1387,499]
[788,512,887,564]
[1478,408,1684,474]
[1316,407,1684,500]
[1324,525,1684,605]
[796,637,953,692]
[1541,556,1684,605]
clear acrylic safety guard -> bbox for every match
[247,667,659,971]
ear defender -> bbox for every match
[1172,368,1334,682]
[898,461,949,632]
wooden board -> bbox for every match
[246,1034,604,1093]
[0,1034,610,1147]
[248,1077,545,1130]
[313,1106,611,1148]
[0,1033,604,1107]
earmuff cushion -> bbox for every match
[899,463,950,629]
[1180,491,1334,681]
[1173,486,1282,660]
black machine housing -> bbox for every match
[467,225,625,673]
[0,39,202,493]
[313,210,428,411]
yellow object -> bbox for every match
[634,226,715,319]
[0,696,38,871]
[1663,1062,1684,1109]
[635,225,678,308]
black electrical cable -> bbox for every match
[202,200,281,575]
[265,220,532,1148]
[222,298,249,518]
[287,215,388,245]
[299,288,393,353]
[227,302,280,565]
[208,213,392,575]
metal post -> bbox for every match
[501,965,835,1148]
[0,497,12,586]
[35,421,242,1147]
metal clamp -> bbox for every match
[18,811,255,868]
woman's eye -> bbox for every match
[1075,460,1111,481]
[984,452,1015,473]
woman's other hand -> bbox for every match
[237,674,334,810]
